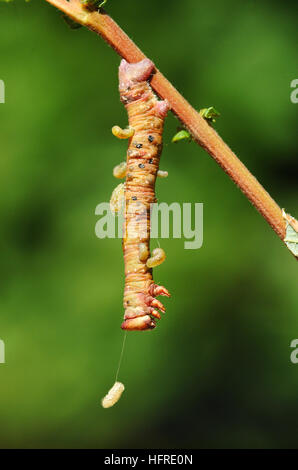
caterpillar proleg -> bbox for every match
[113,59,171,331]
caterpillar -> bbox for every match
[110,58,171,331]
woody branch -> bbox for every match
[45,0,296,255]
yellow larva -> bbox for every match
[102,381,125,409]
[146,248,166,268]
[157,170,168,178]
[139,242,149,262]
[112,125,135,139]
[110,183,125,214]
[113,161,127,179]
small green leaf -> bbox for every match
[81,0,107,8]
[172,130,191,143]
[200,106,220,123]
[283,210,298,257]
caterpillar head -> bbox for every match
[119,59,155,89]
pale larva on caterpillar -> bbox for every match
[112,125,135,140]
[112,160,168,180]
[113,161,127,179]
[139,242,150,262]
[110,183,125,214]
[157,170,168,178]
[102,381,125,409]
[146,248,166,268]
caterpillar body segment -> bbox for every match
[121,315,155,331]
[113,160,168,180]
[117,59,171,331]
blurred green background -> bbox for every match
[0,0,297,449]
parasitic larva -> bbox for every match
[112,125,135,140]
[146,248,166,268]
[113,161,127,179]
[110,183,125,214]
[101,381,125,408]
[139,242,150,262]
[114,59,171,331]
[157,170,168,178]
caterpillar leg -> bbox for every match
[121,281,170,331]
[150,284,171,298]
[121,295,168,331]
[150,298,166,312]
[151,310,161,319]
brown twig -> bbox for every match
[45,0,295,251]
